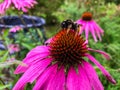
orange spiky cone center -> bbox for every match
[82,12,92,21]
[50,29,88,66]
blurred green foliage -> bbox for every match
[30,0,64,24]
[0,0,120,90]
[105,0,120,5]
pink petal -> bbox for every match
[14,46,50,74]
[92,21,102,41]
[13,58,52,90]
[0,0,11,14]
[33,64,58,90]
[46,66,65,90]
[85,53,116,84]
[9,26,21,33]
[67,66,91,90]
[89,22,98,42]
[93,20,104,35]
[88,48,111,60]
[83,40,88,45]
[12,0,19,9]
[85,22,89,40]
[66,67,80,90]
[44,37,53,45]
[6,0,12,8]
[96,29,102,41]
[76,19,86,35]
[12,0,37,11]
[2,1,8,10]
[82,60,104,90]
[26,45,50,57]
[75,19,82,24]
[22,7,28,12]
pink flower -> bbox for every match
[13,29,116,90]
[11,0,37,12]
[9,26,22,33]
[8,44,20,54]
[0,0,12,14]
[0,0,37,14]
[76,12,104,42]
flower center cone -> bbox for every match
[50,29,88,67]
[82,12,92,21]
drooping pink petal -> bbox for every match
[46,66,65,90]
[93,20,104,35]
[91,21,102,41]
[76,18,104,42]
[13,58,52,90]
[85,53,116,84]
[14,46,50,74]
[96,29,102,41]
[82,60,104,90]
[85,22,89,40]
[88,48,111,60]
[33,64,58,90]
[66,66,91,90]
[89,22,98,42]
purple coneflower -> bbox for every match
[0,0,37,14]
[8,44,20,54]
[13,28,116,90]
[0,0,11,14]
[9,26,22,33]
[76,12,104,42]
[11,0,37,12]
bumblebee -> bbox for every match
[61,19,80,31]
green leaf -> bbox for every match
[21,43,33,50]
[0,84,11,89]
[3,29,9,38]
[0,51,9,62]
[0,51,6,56]
[36,29,43,39]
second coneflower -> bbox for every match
[13,21,116,90]
[76,12,104,42]
[0,0,37,14]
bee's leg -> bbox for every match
[75,24,82,37]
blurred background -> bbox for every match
[0,0,120,90]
